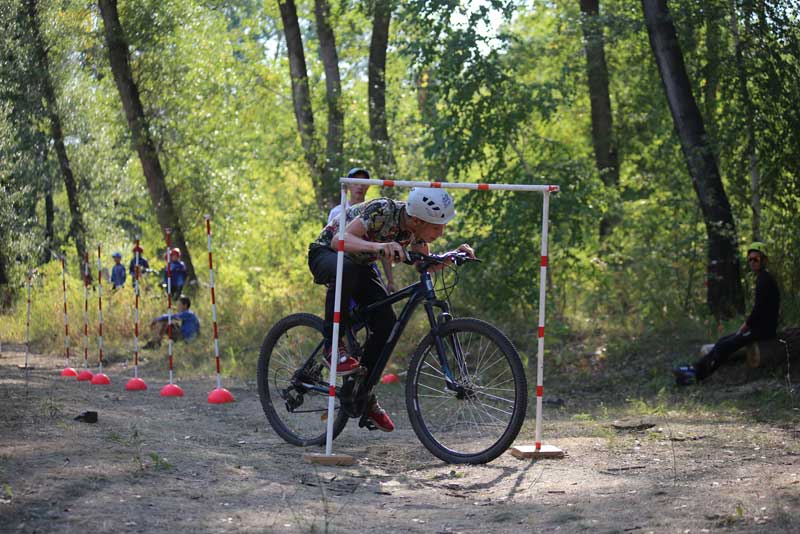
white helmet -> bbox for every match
[406,188,456,224]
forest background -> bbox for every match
[1,0,798,381]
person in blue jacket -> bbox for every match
[145,295,200,348]
[162,247,186,298]
[110,252,126,288]
[129,245,150,278]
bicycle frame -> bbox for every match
[297,267,461,403]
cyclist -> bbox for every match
[673,242,780,385]
[308,187,475,432]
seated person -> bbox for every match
[674,242,780,385]
[145,295,200,348]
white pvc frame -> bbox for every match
[323,177,559,456]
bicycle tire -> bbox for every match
[405,318,527,464]
[257,313,348,446]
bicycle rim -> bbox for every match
[257,314,347,446]
[406,318,527,464]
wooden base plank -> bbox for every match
[302,453,357,466]
[510,444,565,459]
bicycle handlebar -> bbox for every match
[378,247,479,269]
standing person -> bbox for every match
[308,187,475,431]
[674,242,780,385]
[162,248,186,299]
[327,167,396,293]
[129,245,150,277]
[110,252,126,289]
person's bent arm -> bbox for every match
[331,218,406,260]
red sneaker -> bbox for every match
[323,346,360,376]
[367,399,395,432]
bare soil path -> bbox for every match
[1,346,798,533]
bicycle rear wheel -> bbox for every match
[257,313,348,446]
[406,318,527,464]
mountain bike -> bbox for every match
[257,251,527,464]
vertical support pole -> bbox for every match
[97,244,104,372]
[60,256,78,377]
[134,240,141,378]
[24,270,31,369]
[125,239,147,390]
[324,184,348,456]
[166,230,174,384]
[534,192,551,450]
[76,253,94,381]
[205,216,234,404]
[91,244,111,384]
[62,257,70,365]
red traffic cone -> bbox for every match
[91,373,111,385]
[160,383,184,397]
[380,373,400,384]
[207,388,235,404]
[125,377,148,391]
[76,369,94,381]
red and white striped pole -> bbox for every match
[60,256,78,378]
[91,243,111,385]
[126,239,147,391]
[533,192,551,452]
[160,228,184,397]
[205,216,234,404]
[23,270,32,370]
[77,254,93,381]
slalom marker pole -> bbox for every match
[77,254,93,381]
[205,216,234,404]
[60,256,78,377]
[533,192,551,451]
[91,243,110,385]
[126,239,147,391]
[323,184,348,456]
[24,270,31,370]
[160,229,183,397]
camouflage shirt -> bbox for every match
[310,198,422,265]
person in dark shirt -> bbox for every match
[129,245,150,277]
[145,295,201,348]
[674,242,780,385]
[110,252,126,288]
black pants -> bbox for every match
[692,331,755,380]
[308,247,396,370]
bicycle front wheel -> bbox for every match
[406,318,527,464]
[257,313,348,446]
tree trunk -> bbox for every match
[729,0,761,241]
[579,0,620,238]
[643,0,744,319]
[313,0,344,209]
[27,0,89,273]
[368,0,397,186]
[703,0,721,164]
[97,0,195,283]
[277,0,326,212]
[43,177,54,263]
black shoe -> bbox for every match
[672,365,697,386]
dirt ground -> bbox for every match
[1,345,799,533]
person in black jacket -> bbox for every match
[674,242,780,385]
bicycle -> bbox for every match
[257,251,528,464]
